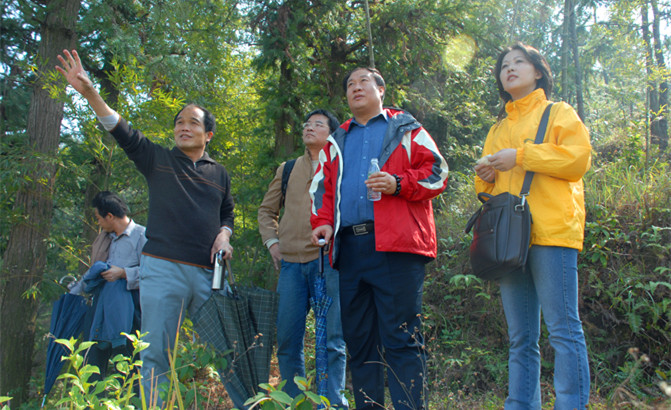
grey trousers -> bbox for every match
[138,255,248,409]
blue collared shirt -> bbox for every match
[107,220,147,290]
[82,220,146,345]
[340,112,389,226]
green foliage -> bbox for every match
[425,122,671,405]
[578,154,671,404]
[245,376,334,410]
[0,0,40,136]
[425,169,510,399]
[43,329,232,410]
[607,347,671,407]
[158,320,229,408]
[45,328,346,409]
[424,233,510,398]
[49,334,146,409]
[2,0,671,406]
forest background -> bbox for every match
[1,0,670,408]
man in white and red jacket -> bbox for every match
[310,67,448,410]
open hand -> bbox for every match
[55,50,95,96]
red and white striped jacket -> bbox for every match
[310,108,449,265]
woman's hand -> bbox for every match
[489,148,517,172]
[474,163,496,183]
[475,148,518,183]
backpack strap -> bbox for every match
[520,103,554,197]
[280,158,297,208]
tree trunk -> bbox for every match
[0,0,80,405]
[561,0,571,102]
[642,2,658,114]
[567,0,584,120]
[273,59,298,157]
[642,1,655,165]
[651,0,669,151]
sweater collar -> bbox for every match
[505,88,548,121]
[171,147,216,164]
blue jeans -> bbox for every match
[276,259,348,408]
[499,246,590,410]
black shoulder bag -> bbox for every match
[464,104,553,281]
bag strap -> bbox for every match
[280,158,297,208]
[519,103,554,197]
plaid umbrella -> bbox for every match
[309,241,332,403]
[193,259,279,407]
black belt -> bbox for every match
[340,222,374,236]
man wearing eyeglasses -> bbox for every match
[258,109,348,408]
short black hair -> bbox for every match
[92,191,128,218]
[304,109,340,133]
[342,67,386,93]
[173,103,216,134]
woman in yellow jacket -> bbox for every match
[474,43,591,409]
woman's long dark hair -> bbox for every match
[495,42,553,122]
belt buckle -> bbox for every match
[353,223,369,236]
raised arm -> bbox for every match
[55,49,116,119]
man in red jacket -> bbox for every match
[310,67,449,409]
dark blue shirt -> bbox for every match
[340,112,389,226]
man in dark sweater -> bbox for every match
[56,50,236,405]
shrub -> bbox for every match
[425,152,671,406]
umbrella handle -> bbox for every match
[225,259,236,286]
[318,239,326,275]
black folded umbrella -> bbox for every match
[193,260,279,407]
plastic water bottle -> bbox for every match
[367,158,381,201]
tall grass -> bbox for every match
[27,147,671,409]
[424,151,671,407]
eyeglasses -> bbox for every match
[302,121,328,129]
